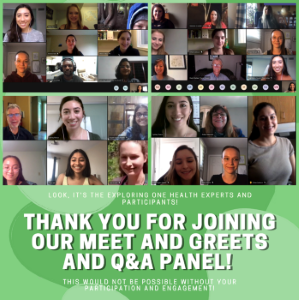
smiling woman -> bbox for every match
[59,35,83,56]
[151,59,174,81]
[110,141,148,185]
[4,4,44,42]
[163,145,200,185]
[108,31,140,56]
[48,96,100,140]
[56,149,103,185]
[113,58,140,82]
[59,4,88,30]
[3,156,29,185]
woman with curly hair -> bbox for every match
[116,104,148,140]
[113,58,140,83]
[201,105,245,137]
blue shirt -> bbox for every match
[116,127,147,140]
[201,72,230,81]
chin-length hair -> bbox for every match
[7,4,35,42]
[153,59,167,76]
[115,58,134,80]
[132,104,148,140]
[248,102,277,141]
[66,4,83,29]
[165,145,200,185]
[3,155,27,185]
[118,141,148,176]
[48,96,86,140]
[65,149,91,178]
[152,96,198,135]
[204,105,238,137]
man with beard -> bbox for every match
[52,58,83,82]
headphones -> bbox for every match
[60,57,76,72]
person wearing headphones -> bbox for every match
[52,57,83,82]
[3,103,34,140]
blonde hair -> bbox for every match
[6,103,21,115]
[118,141,148,176]
[151,30,168,55]
[66,4,83,29]
[165,145,200,185]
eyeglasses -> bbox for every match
[7,113,21,118]
[212,112,226,118]
[136,113,148,118]
[212,64,222,67]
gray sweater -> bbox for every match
[4,29,44,42]
[248,137,294,185]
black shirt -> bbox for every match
[209,174,248,185]
[3,126,35,140]
[52,74,84,82]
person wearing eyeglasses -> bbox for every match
[201,57,229,81]
[3,104,34,140]
[116,104,148,140]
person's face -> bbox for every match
[15,53,29,75]
[138,85,142,91]
[66,36,76,50]
[222,148,240,175]
[70,152,86,174]
[213,31,225,48]
[174,149,197,184]
[3,157,20,183]
[154,61,165,76]
[153,7,163,21]
[272,56,284,74]
[120,61,131,77]
[264,7,269,15]
[7,108,21,129]
[68,6,79,24]
[165,97,192,128]
[133,20,148,30]
[210,11,218,23]
[62,60,74,76]
[212,60,222,76]
[16,7,32,31]
[118,32,131,51]
[120,142,147,176]
[255,106,277,136]
[135,107,148,128]
[212,109,227,131]
[61,100,84,131]
[290,83,295,91]
[271,31,283,48]
[152,32,164,50]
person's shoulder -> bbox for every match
[221,22,227,28]
[56,173,65,185]
[108,46,119,56]
[59,24,66,29]
[165,19,175,28]
[166,75,175,80]
[131,78,140,82]
[83,25,89,30]
[20,127,35,139]
[74,75,84,82]
[3,32,10,42]
[234,127,245,137]
[202,22,211,29]
[89,132,101,140]
[89,175,103,185]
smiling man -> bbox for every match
[3,104,34,140]
[52,58,83,82]
[4,51,41,82]
[201,57,230,81]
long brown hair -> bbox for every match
[204,105,238,137]
[3,155,27,185]
[66,4,83,29]
[151,4,166,23]
[211,29,233,55]
[165,145,200,185]
[118,141,148,176]
[151,29,168,54]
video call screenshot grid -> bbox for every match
[2,3,297,186]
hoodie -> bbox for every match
[4,71,41,83]
[127,3,148,29]
[108,45,140,56]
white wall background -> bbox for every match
[159,29,188,54]
[164,55,187,80]
[3,141,47,185]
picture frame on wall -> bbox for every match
[168,55,186,69]
[32,61,40,73]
